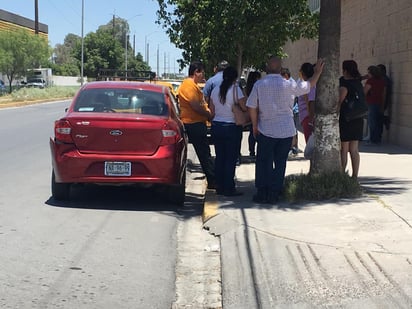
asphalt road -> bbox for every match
[0,101,203,308]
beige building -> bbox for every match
[283,0,412,149]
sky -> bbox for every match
[2,0,184,75]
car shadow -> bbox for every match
[45,182,205,218]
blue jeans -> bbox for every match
[211,122,242,192]
[248,125,256,154]
[368,104,383,143]
[255,133,293,196]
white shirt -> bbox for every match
[246,74,310,138]
[211,84,245,123]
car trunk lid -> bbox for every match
[67,113,168,155]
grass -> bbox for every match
[284,171,363,203]
[0,86,79,106]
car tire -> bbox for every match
[167,169,186,206]
[51,171,71,200]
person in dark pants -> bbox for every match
[377,64,392,130]
[255,134,292,198]
[244,71,261,157]
[364,65,386,145]
[178,62,215,189]
[246,56,324,204]
[209,66,245,196]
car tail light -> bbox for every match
[54,120,74,143]
[160,122,180,145]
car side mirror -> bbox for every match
[65,107,69,112]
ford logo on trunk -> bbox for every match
[110,130,123,136]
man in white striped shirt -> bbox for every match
[246,56,324,203]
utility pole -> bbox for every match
[156,45,160,79]
[81,0,84,85]
[133,33,135,57]
[125,33,128,78]
[112,14,115,38]
[34,0,39,34]
[164,52,166,79]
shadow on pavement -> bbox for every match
[45,182,205,219]
[214,175,411,212]
[359,176,412,195]
[359,142,412,155]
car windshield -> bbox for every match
[74,88,168,115]
[27,78,43,83]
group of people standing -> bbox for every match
[177,55,390,204]
[177,57,324,203]
[338,60,391,179]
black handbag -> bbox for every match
[343,83,368,122]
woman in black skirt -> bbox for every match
[338,60,365,178]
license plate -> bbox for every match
[104,162,131,176]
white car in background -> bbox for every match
[25,78,46,89]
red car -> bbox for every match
[50,81,188,205]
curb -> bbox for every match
[0,97,71,109]
[202,189,220,223]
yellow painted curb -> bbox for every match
[0,97,71,109]
[202,189,220,223]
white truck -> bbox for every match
[26,68,53,87]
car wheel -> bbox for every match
[167,169,186,206]
[168,184,185,206]
[51,171,71,200]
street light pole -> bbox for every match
[122,14,141,79]
[34,0,39,34]
[125,31,128,78]
[157,45,160,79]
[81,0,84,85]
[144,31,159,65]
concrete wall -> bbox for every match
[52,76,86,87]
[0,74,85,87]
[282,0,412,149]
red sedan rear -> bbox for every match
[50,81,187,205]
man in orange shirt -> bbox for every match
[179,62,215,189]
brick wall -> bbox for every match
[283,0,412,148]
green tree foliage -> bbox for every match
[98,16,130,47]
[71,19,150,78]
[156,0,318,72]
[98,17,150,72]
[72,28,124,78]
[0,29,50,92]
[54,33,81,65]
[127,52,151,72]
[52,33,81,76]
[49,62,80,76]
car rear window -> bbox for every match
[74,88,168,115]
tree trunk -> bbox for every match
[310,0,342,175]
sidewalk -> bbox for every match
[203,132,412,308]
